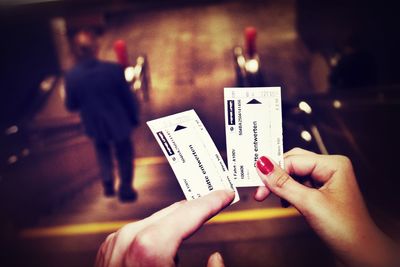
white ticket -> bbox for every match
[224,87,284,187]
[147,110,239,203]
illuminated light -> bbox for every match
[234,46,243,56]
[40,76,56,92]
[300,130,312,142]
[133,65,142,76]
[5,125,18,135]
[244,58,259,73]
[133,80,142,91]
[21,149,30,157]
[330,54,340,67]
[237,55,246,67]
[136,56,145,65]
[333,100,342,109]
[20,207,299,238]
[298,101,312,114]
[7,155,18,165]
[59,84,65,99]
[124,66,135,82]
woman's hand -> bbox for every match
[255,148,398,267]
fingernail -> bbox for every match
[211,252,224,264]
[257,156,274,175]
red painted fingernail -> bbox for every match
[257,156,274,175]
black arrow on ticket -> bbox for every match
[174,125,187,131]
[247,99,262,104]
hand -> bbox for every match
[254,148,399,267]
[95,190,234,267]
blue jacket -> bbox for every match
[65,59,139,142]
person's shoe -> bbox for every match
[118,186,137,202]
[103,181,115,197]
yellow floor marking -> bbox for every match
[134,155,167,166]
[20,207,299,238]
[21,155,300,238]
[208,207,299,224]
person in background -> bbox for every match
[65,30,140,202]
[95,148,399,266]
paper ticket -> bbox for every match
[224,87,284,187]
[147,110,239,203]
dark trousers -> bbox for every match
[94,138,134,188]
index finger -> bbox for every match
[284,153,340,184]
[141,190,235,251]
[284,147,317,158]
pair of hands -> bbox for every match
[96,148,398,267]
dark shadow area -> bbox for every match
[296,0,400,88]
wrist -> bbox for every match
[341,224,399,267]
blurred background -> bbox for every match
[1,0,399,266]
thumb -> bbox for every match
[256,156,314,211]
[207,252,225,267]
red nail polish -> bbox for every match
[257,156,274,175]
